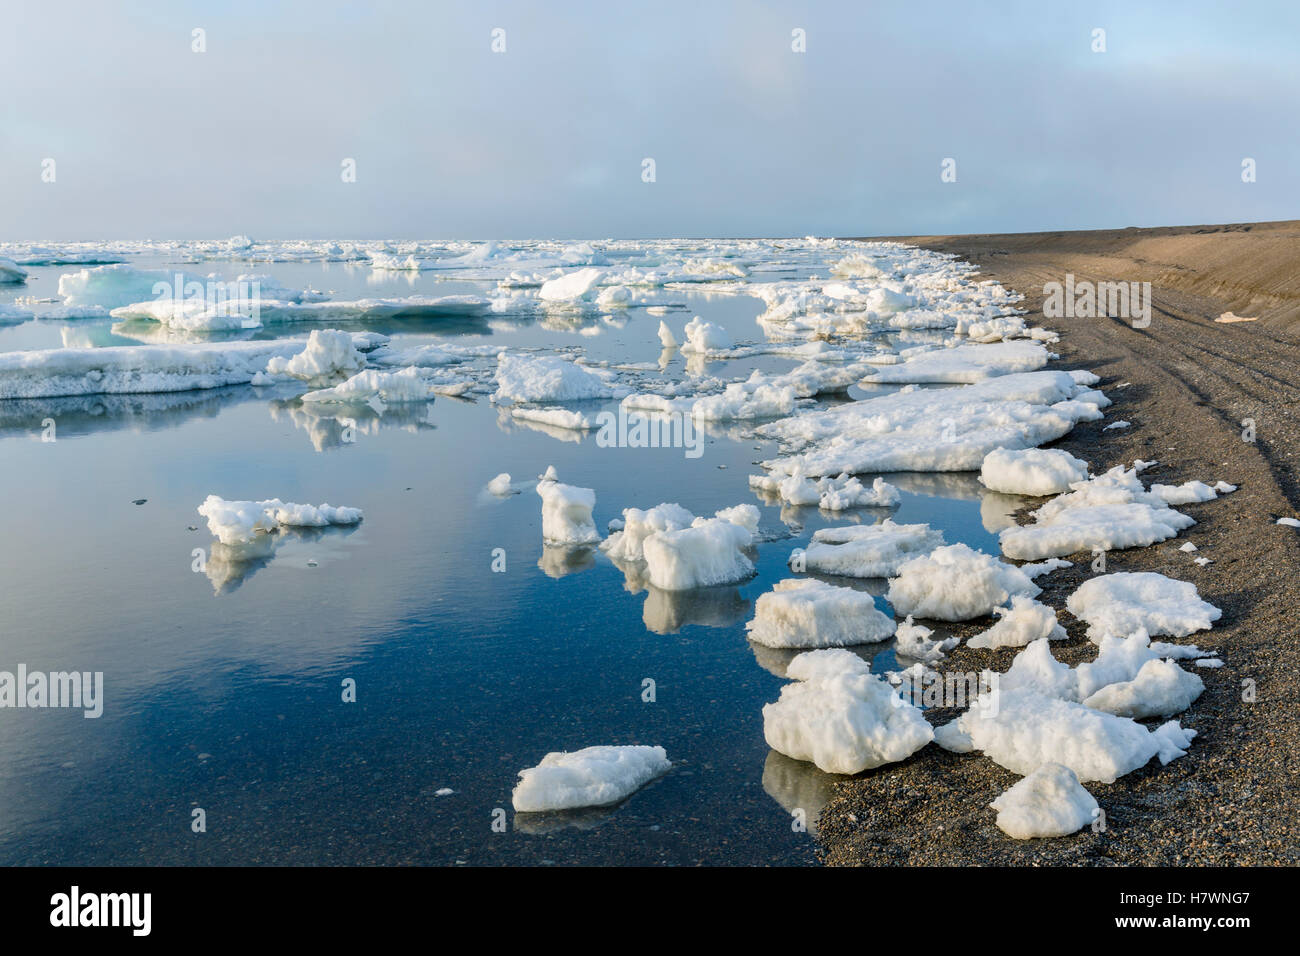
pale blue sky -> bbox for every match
[2,0,1297,239]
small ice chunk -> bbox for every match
[1019,558,1072,579]
[536,474,599,546]
[1081,658,1205,719]
[538,267,604,302]
[967,596,1067,649]
[487,473,512,496]
[795,520,944,578]
[197,495,362,546]
[1150,481,1219,505]
[657,320,678,348]
[641,513,754,590]
[746,579,896,649]
[762,649,934,774]
[1066,572,1221,641]
[894,615,958,661]
[493,353,617,403]
[1278,517,1300,528]
[989,763,1099,839]
[979,447,1090,497]
[1179,541,1198,552]
[887,543,1040,621]
[1103,420,1130,431]
[265,329,365,384]
[511,745,670,812]
[679,316,733,354]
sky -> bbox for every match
[2,0,1298,239]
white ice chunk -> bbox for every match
[794,520,944,578]
[536,473,599,546]
[887,543,1040,621]
[493,353,617,403]
[746,579,896,649]
[762,649,934,774]
[979,447,1090,497]
[967,596,1067,649]
[959,688,1195,783]
[265,329,365,384]
[989,763,1098,839]
[197,495,362,546]
[487,473,512,496]
[511,745,670,812]
[1066,572,1221,641]
[679,316,733,354]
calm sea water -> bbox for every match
[0,256,1010,865]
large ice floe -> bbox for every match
[511,745,671,812]
[197,495,363,547]
[989,763,1099,839]
[762,649,934,774]
[1066,572,1222,641]
[746,579,896,649]
[0,340,306,399]
[886,543,1040,621]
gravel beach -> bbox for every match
[818,221,1300,866]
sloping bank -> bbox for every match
[814,224,1300,866]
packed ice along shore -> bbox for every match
[2,236,1238,835]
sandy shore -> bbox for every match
[817,221,1300,866]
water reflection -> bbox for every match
[203,525,361,594]
[761,750,842,837]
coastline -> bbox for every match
[817,221,1300,865]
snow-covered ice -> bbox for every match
[536,471,600,546]
[967,596,1067,649]
[794,520,944,578]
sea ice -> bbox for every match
[487,473,512,496]
[886,543,1040,621]
[794,520,945,578]
[265,329,365,384]
[989,763,1099,839]
[746,579,896,649]
[536,471,600,546]
[762,649,934,774]
[979,447,1090,497]
[956,687,1196,783]
[967,596,1067,649]
[511,745,671,812]
[1066,572,1221,641]
[679,316,733,354]
[197,495,362,547]
[493,353,619,403]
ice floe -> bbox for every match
[493,353,620,404]
[536,470,600,546]
[998,465,1201,560]
[794,520,945,578]
[762,649,934,774]
[511,745,670,812]
[979,447,1090,497]
[886,543,1040,621]
[197,495,363,547]
[1066,571,1222,641]
[967,596,1067,649]
[746,579,896,649]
